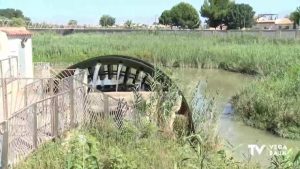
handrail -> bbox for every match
[9,89,72,119]
[0,56,18,62]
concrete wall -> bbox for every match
[0,32,33,122]
[29,28,300,39]
[7,37,33,78]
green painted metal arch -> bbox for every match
[66,55,194,133]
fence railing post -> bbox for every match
[51,95,59,137]
[1,121,9,169]
[24,86,28,106]
[8,58,12,78]
[69,78,75,128]
[33,104,38,149]
[0,62,2,78]
[2,79,8,120]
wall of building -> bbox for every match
[276,24,294,30]
[7,37,33,78]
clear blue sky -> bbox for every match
[0,0,299,25]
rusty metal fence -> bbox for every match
[0,69,133,168]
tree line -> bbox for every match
[159,1,256,29]
[159,1,300,30]
[0,1,300,29]
[0,8,31,26]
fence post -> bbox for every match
[2,79,8,120]
[33,104,38,149]
[51,95,59,137]
[104,95,109,118]
[8,58,12,78]
[49,78,54,96]
[69,79,75,128]
[0,62,2,78]
[1,121,9,169]
[24,86,27,106]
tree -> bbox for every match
[0,16,10,26]
[170,2,200,29]
[290,6,300,27]
[226,3,255,29]
[68,19,77,26]
[0,8,24,19]
[99,15,115,27]
[159,2,200,29]
[10,17,26,26]
[159,10,172,25]
[200,0,233,28]
[0,8,31,27]
[124,20,133,28]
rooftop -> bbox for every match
[256,17,294,25]
[275,18,293,25]
[0,27,32,37]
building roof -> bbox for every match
[256,20,275,24]
[275,18,293,25]
[0,27,32,37]
[256,17,275,24]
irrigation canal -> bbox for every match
[170,68,300,166]
[35,64,300,166]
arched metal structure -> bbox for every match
[64,55,194,132]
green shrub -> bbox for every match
[233,66,300,139]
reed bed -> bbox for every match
[32,32,300,138]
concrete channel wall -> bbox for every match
[29,28,300,39]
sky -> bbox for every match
[0,0,299,25]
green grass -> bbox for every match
[32,32,300,138]
[33,32,300,75]
[233,66,300,139]
[15,74,300,169]
[16,121,260,169]
[15,80,261,169]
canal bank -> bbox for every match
[169,68,300,166]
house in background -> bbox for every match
[275,18,294,30]
[254,14,294,30]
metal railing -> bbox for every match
[0,70,133,168]
[0,69,86,121]
[0,56,18,79]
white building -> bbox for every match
[0,27,33,78]
[0,27,33,121]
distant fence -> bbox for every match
[29,28,300,39]
[0,70,133,168]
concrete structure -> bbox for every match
[255,14,294,30]
[275,18,294,30]
[0,27,33,123]
[0,27,33,78]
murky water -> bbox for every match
[169,68,300,166]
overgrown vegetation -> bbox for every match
[33,32,300,76]
[16,80,260,169]
[32,32,300,138]
[233,66,300,139]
